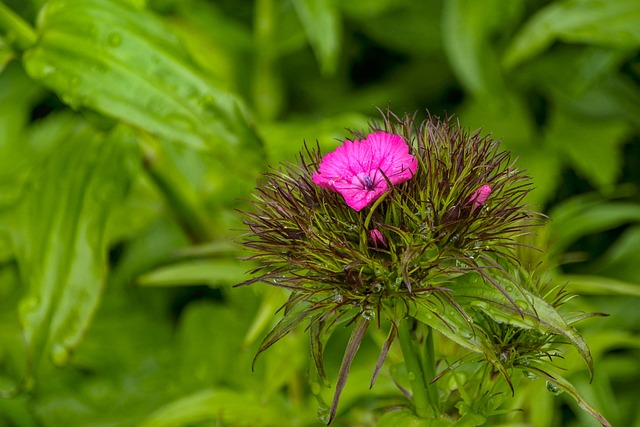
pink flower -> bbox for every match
[312,132,418,211]
[469,184,492,210]
[369,228,386,249]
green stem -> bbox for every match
[0,2,37,50]
[397,317,434,419]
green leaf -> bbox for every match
[140,388,290,427]
[292,0,341,76]
[452,274,594,378]
[548,196,640,259]
[525,364,612,427]
[137,259,247,287]
[591,225,640,283]
[412,294,484,355]
[376,408,434,427]
[558,275,640,297]
[442,0,519,96]
[503,0,640,69]
[12,123,140,371]
[544,108,631,191]
[22,0,263,160]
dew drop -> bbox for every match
[51,344,70,366]
[515,300,528,310]
[332,291,344,303]
[505,286,514,293]
[61,93,85,110]
[107,32,122,47]
[460,330,474,339]
[523,370,537,381]
[317,406,330,423]
[407,371,416,381]
[371,282,383,293]
[310,382,322,395]
[546,381,563,396]
[361,308,375,320]
[166,113,195,133]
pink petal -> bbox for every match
[369,229,386,248]
[313,131,417,210]
[470,184,492,210]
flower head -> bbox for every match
[312,131,417,211]
[238,111,542,424]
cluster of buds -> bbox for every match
[238,111,608,426]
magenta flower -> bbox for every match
[470,184,492,210]
[312,132,418,211]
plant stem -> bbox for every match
[422,324,440,413]
[397,317,434,419]
[0,2,37,50]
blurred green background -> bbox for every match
[0,0,639,426]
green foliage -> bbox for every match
[0,0,638,426]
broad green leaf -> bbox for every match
[0,62,44,206]
[258,112,369,162]
[411,295,495,361]
[22,0,263,164]
[548,198,640,259]
[503,0,640,69]
[292,0,341,76]
[544,108,631,191]
[558,275,640,297]
[140,388,290,427]
[176,302,254,389]
[137,259,247,287]
[592,225,640,283]
[345,1,443,56]
[12,123,140,371]
[442,0,519,96]
[452,274,594,377]
[376,408,434,427]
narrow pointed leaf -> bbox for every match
[140,388,290,427]
[328,315,370,424]
[525,365,612,427]
[253,299,319,369]
[310,316,329,385]
[370,324,396,389]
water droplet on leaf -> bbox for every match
[523,370,537,380]
[317,406,330,423]
[51,344,70,366]
[361,308,375,320]
[107,33,122,47]
[546,381,563,396]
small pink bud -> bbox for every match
[469,184,492,210]
[369,229,386,249]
